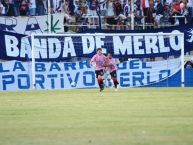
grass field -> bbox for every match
[0,88,193,145]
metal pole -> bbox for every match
[31,33,36,89]
[97,0,102,31]
[48,0,51,33]
[181,33,185,87]
[131,0,134,30]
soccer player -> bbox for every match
[90,48,107,92]
[104,53,119,91]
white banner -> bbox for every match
[0,58,181,91]
[0,14,65,35]
[3,33,182,61]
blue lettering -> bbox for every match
[0,63,9,72]
[142,62,152,69]
[159,70,170,80]
[47,74,58,89]
[79,61,90,69]
[2,75,15,90]
[36,63,46,72]
[60,74,64,88]
[35,74,45,89]
[132,72,144,86]
[66,72,80,86]
[120,72,130,87]
[18,74,30,89]
[130,60,140,69]
[50,63,61,71]
[118,62,127,70]
[83,71,95,86]
[13,62,25,71]
[64,62,76,71]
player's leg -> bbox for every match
[95,70,105,92]
[110,70,119,90]
[103,71,110,88]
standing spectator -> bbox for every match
[0,0,7,15]
[114,0,123,16]
[124,0,131,17]
[99,0,107,16]
[68,0,75,15]
[145,0,155,27]
[0,1,3,14]
[187,0,193,22]
[13,0,20,16]
[113,0,125,30]
[80,0,88,15]
[142,0,150,23]
[42,0,47,14]
[179,2,189,24]
[106,0,116,29]
[154,0,164,27]
[55,0,64,12]
[20,0,28,15]
[7,0,15,16]
[169,0,181,25]
[134,0,143,28]
[89,0,97,25]
[106,0,114,17]
[29,0,36,16]
[36,0,45,15]
[74,0,80,14]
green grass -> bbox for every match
[0,88,193,145]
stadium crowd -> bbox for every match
[0,0,193,28]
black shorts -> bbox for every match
[110,70,117,78]
[95,69,104,78]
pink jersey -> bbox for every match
[106,58,118,73]
[90,54,107,70]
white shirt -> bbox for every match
[0,3,6,14]
[30,0,36,8]
[106,2,114,16]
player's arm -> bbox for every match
[102,57,112,67]
[103,63,113,67]
[90,55,96,66]
[103,60,113,67]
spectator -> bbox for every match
[187,0,193,22]
[29,0,36,16]
[0,1,3,14]
[154,0,164,27]
[89,0,97,25]
[13,0,20,16]
[74,0,80,15]
[142,0,150,23]
[36,0,45,15]
[106,0,116,29]
[80,0,88,15]
[42,0,47,14]
[20,0,28,16]
[68,0,75,15]
[0,0,7,15]
[169,0,181,25]
[124,0,131,17]
[6,0,15,16]
[99,0,107,16]
[114,0,123,16]
[134,0,143,28]
[145,0,155,27]
[179,2,189,24]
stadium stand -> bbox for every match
[0,0,192,30]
